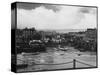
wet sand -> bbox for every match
[17,47,97,72]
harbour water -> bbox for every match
[17,47,97,72]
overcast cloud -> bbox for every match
[17,3,97,30]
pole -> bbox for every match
[73,59,76,69]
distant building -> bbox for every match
[39,31,57,40]
[22,28,36,39]
[85,28,97,39]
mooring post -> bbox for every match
[73,59,76,69]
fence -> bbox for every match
[72,59,96,68]
[17,59,96,69]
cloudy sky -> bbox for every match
[16,3,97,30]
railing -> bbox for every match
[72,59,96,68]
[17,59,96,69]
